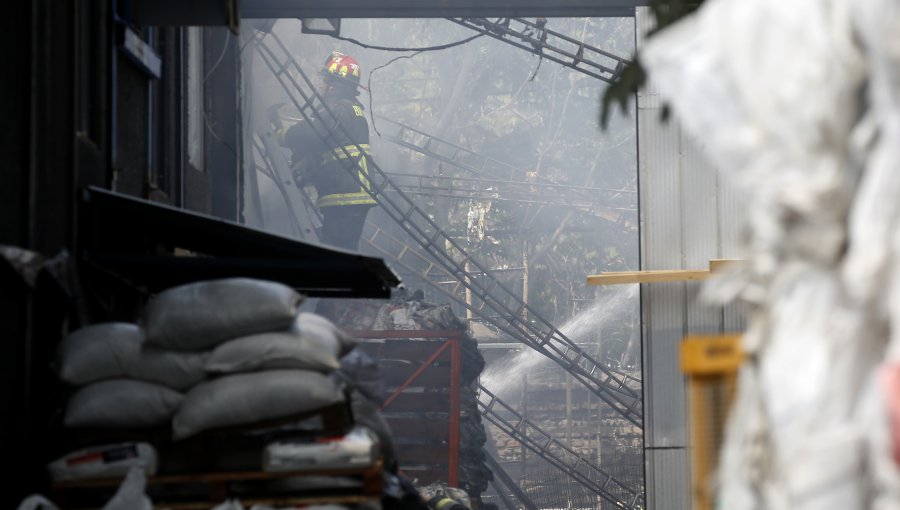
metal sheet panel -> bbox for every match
[682,137,723,333]
[637,4,689,449]
[641,320,688,448]
[640,119,683,271]
[719,175,748,332]
[644,448,692,510]
[636,5,748,507]
[718,171,746,259]
[724,300,748,333]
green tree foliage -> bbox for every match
[599,0,706,128]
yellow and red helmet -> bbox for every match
[322,51,361,89]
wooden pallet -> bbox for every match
[51,401,368,508]
[52,460,383,509]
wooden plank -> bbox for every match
[53,463,384,510]
[709,258,742,272]
[586,269,711,285]
[587,258,745,286]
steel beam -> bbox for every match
[241,0,646,19]
[448,17,631,83]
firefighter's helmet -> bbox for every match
[322,51,361,91]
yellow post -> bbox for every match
[681,334,743,510]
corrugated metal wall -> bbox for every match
[635,7,747,509]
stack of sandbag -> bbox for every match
[53,319,206,481]
[53,277,388,489]
[56,322,204,431]
[136,278,354,440]
[55,278,356,443]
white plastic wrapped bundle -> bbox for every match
[16,496,59,510]
[100,467,153,510]
[751,266,871,509]
[640,0,900,508]
[262,426,378,472]
[205,326,342,374]
[16,468,153,510]
[56,323,207,390]
[173,370,345,439]
[642,0,863,277]
[141,278,303,351]
[47,443,157,482]
[854,1,900,507]
[64,380,183,428]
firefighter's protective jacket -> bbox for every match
[280,97,376,208]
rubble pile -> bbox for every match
[330,291,492,503]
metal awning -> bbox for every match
[79,187,400,298]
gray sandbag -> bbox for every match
[141,278,303,351]
[205,331,340,375]
[56,323,207,390]
[290,312,358,356]
[65,380,183,428]
[173,370,345,439]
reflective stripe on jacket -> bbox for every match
[317,143,377,208]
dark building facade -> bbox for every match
[1,3,242,504]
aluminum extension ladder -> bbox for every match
[447,17,631,84]
[478,384,643,509]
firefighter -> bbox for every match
[279,51,376,251]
